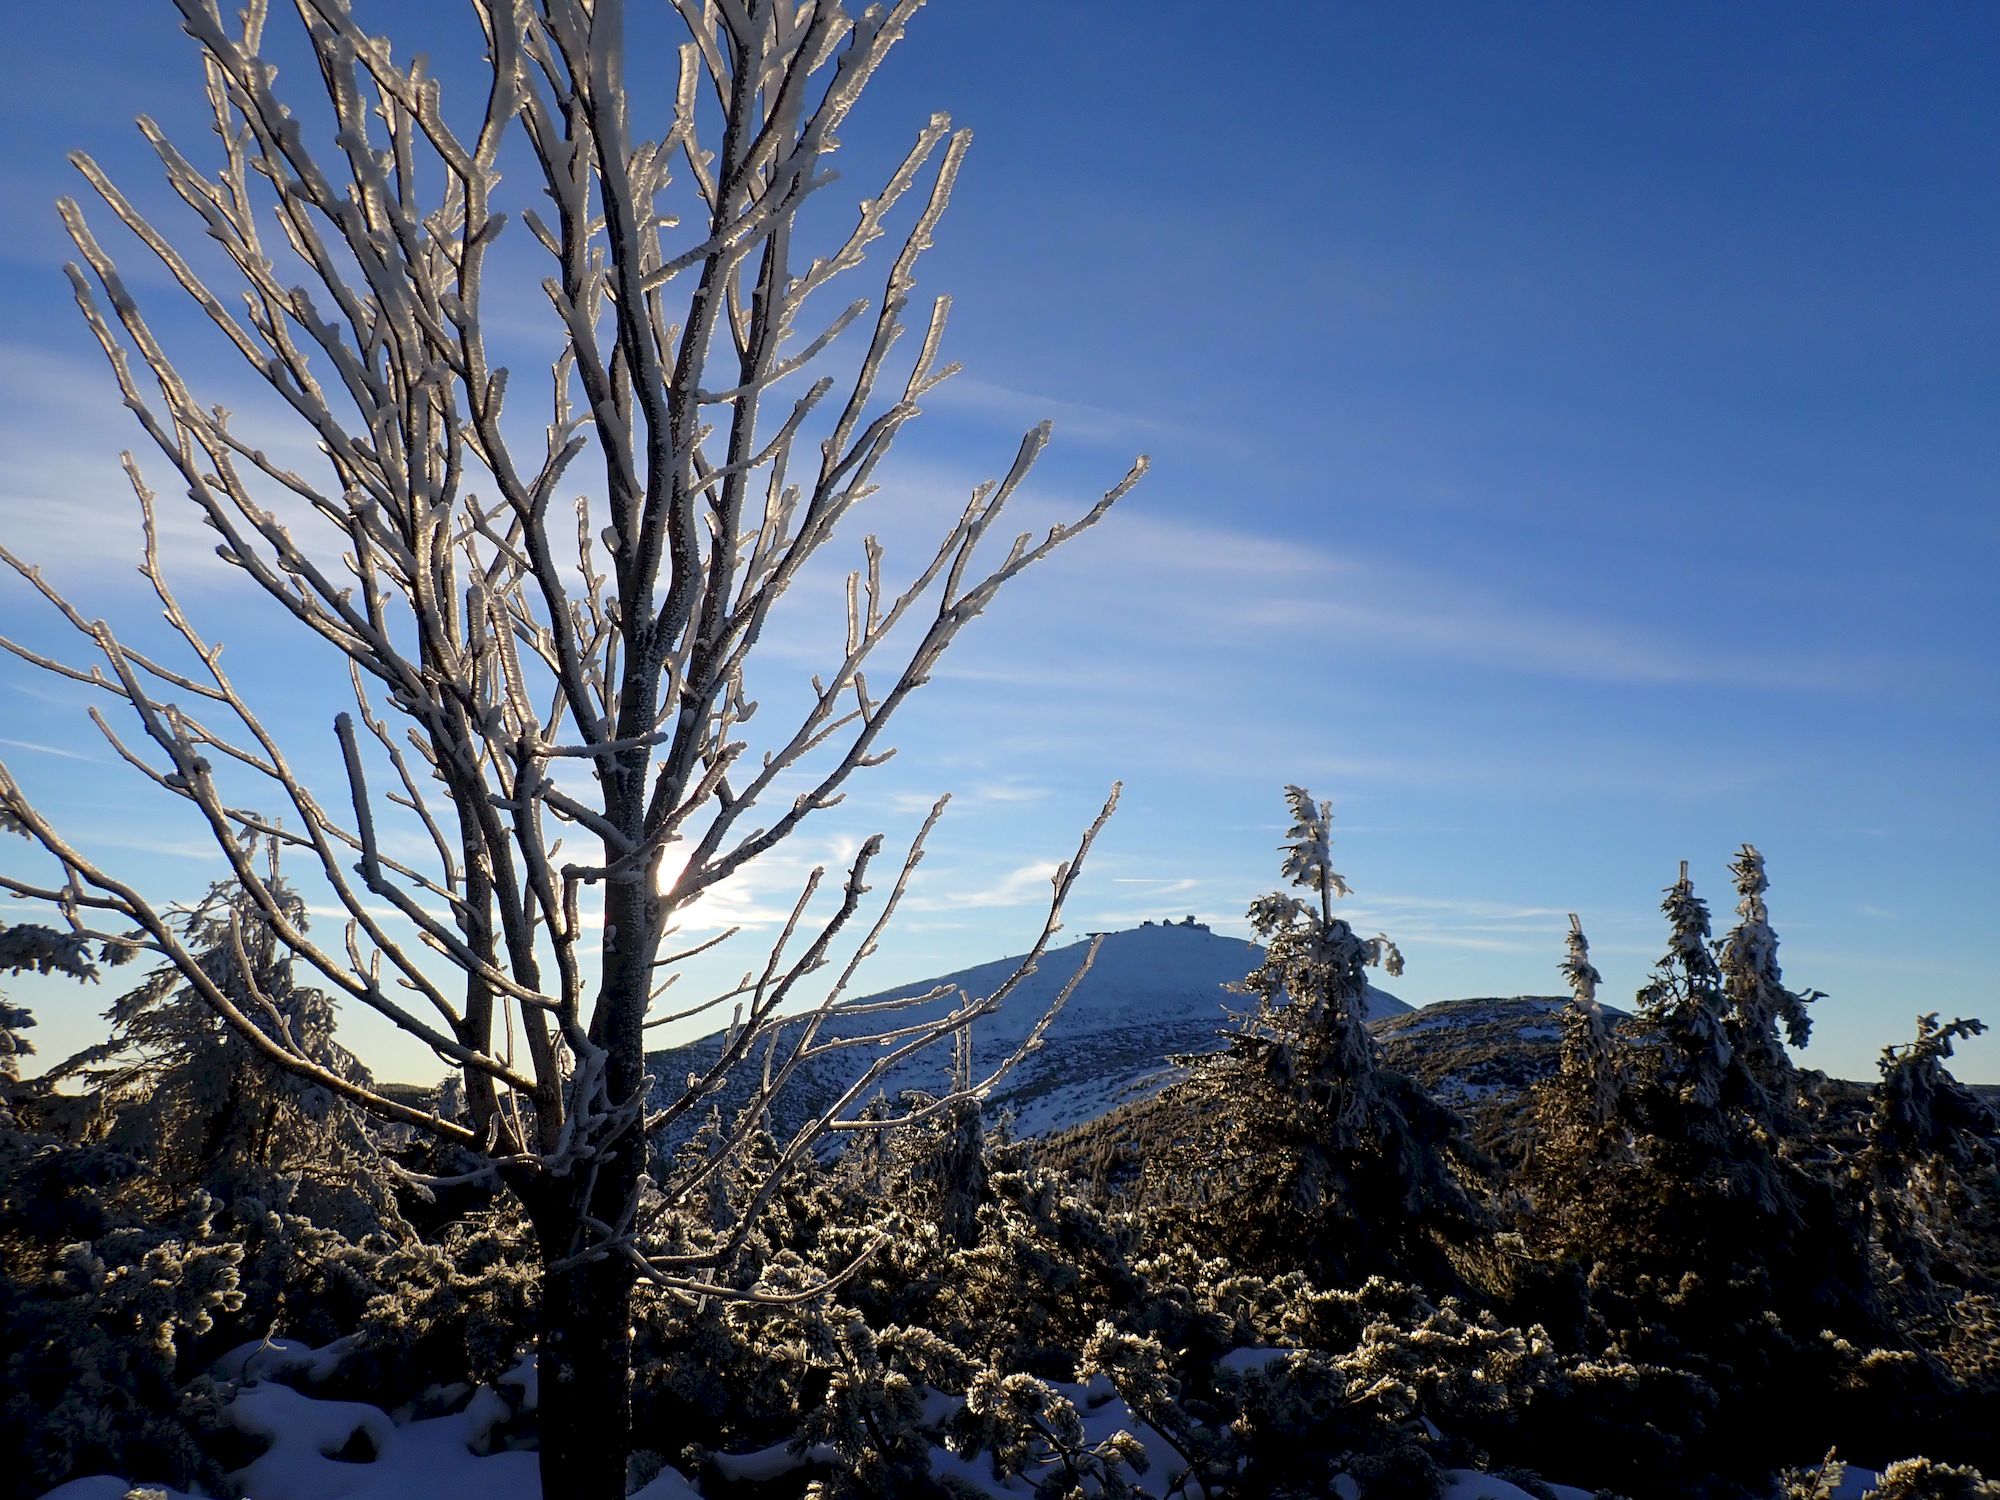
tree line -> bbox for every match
[1,790,1995,1498]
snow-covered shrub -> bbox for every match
[1079,1322,1232,1497]
[794,1317,972,1497]
[953,1366,1149,1500]
[1777,1449,1846,1500]
[1505,1353,1717,1496]
[1865,1458,2000,1500]
[0,1163,244,1498]
[279,1201,542,1409]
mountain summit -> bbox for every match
[648,922,1409,1142]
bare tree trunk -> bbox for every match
[532,882,652,1493]
[535,1232,635,1495]
[529,1155,641,1497]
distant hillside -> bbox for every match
[1036,993,1632,1184]
[646,922,1409,1144]
[1372,994,1639,1102]
[1372,995,1636,1158]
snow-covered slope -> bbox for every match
[1372,994,1631,1110]
[648,923,1409,1143]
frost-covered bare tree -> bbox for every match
[0,0,1141,1489]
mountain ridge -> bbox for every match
[646,922,1410,1142]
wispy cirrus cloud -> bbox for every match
[0,345,238,582]
[885,779,1051,816]
[1032,502,1895,695]
[851,459,1904,698]
[923,374,1172,450]
[0,736,104,763]
[904,859,1062,913]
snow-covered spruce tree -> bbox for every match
[1636,861,1732,1139]
[1868,1015,1995,1170]
[1629,856,1833,1216]
[47,853,382,1216]
[0,3,1139,1491]
[1518,915,1636,1285]
[2,928,72,1133]
[1626,860,1788,1210]
[1150,786,1486,1285]
[1552,913,1621,1136]
[909,1025,990,1249]
[1859,1015,1999,1366]
[0,918,104,1127]
[0,999,30,1128]
[1715,844,1822,1124]
[1537,860,1878,1484]
[0,993,35,1132]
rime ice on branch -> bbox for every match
[0,1,1141,1489]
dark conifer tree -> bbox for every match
[0,920,104,1128]
[911,1027,990,1249]
[48,846,376,1212]
[1637,862,1732,1137]
[1149,786,1485,1285]
[1861,1015,1998,1315]
[1716,845,1822,1127]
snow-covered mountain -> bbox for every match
[647,922,1410,1143]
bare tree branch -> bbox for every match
[0,2,1140,1484]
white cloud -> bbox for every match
[924,373,1170,450]
[0,736,104,763]
[849,459,1896,697]
[77,831,226,862]
[905,860,1061,913]
[1060,506,1880,694]
[885,780,1051,816]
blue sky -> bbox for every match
[1,2,1994,1084]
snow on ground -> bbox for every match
[38,1339,698,1500]
[1440,1472,1594,1500]
[34,1334,1886,1500]
[39,1347,1177,1500]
